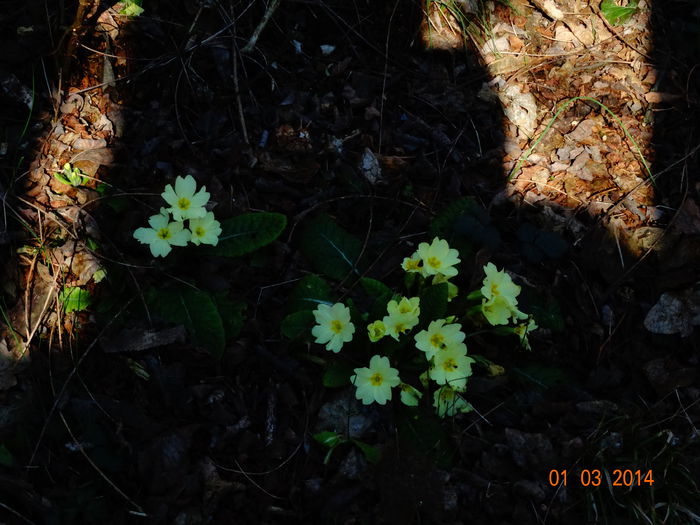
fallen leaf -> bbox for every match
[360,148,382,184]
[101,326,187,353]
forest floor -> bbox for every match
[1,0,699,523]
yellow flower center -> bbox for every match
[405,259,421,270]
[427,256,441,269]
[395,323,406,333]
[177,197,191,210]
[442,358,458,371]
[439,390,453,402]
[194,226,205,237]
[330,320,343,334]
[399,305,412,314]
[430,333,444,348]
[370,373,383,386]
[157,228,171,240]
[491,283,499,295]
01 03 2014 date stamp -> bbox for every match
[548,469,654,487]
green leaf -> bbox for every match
[147,285,226,358]
[322,360,355,388]
[419,282,448,326]
[281,310,315,339]
[313,431,345,448]
[0,444,14,467]
[214,294,246,340]
[300,214,362,280]
[360,277,393,299]
[286,275,333,313]
[360,277,394,318]
[92,268,107,283]
[313,431,347,465]
[352,439,381,464]
[59,287,91,313]
[600,0,638,25]
[211,212,287,258]
[120,0,144,16]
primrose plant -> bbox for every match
[309,237,537,419]
[133,175,222,257]
[54,162,89,187]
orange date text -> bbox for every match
[548,469,654,487]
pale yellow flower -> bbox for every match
[311,303,355,353]
[481,295,528,326]
[481,295,513,326]
[383,296,420,340]
[161,175,210,221]
[351,355,401,405]
[481,262,521,303]
[429,343,474,391]
[398,383,423,407]
[414,319,466,360]
[401,257,424,274]
[433,386,473,418]
[367,320,386,342]
[133,209,190,257]
[383,314,417,340]
[415,237,460,278]
[189,211,222,246]
[513,317,538,351]
[386,296,420,318]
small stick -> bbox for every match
[241,0,281,54]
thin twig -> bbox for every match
[0,501,36,525]
[378,0,400,155]
[233,46,249,145]
[241,0,281,54]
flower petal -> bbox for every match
[134,227,157,244]
[161,185,178,207]
[169,228,191,246]
[148,213,169,230]
[175,175,196,197]
[150,239,172,257]
[190,187,210,208]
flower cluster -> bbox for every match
[415,319,475,416]
[362,295,422,344]
[133,175,221,257]
[479,262,537,350]
[480,262,526,325]
[307,237,537,418]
